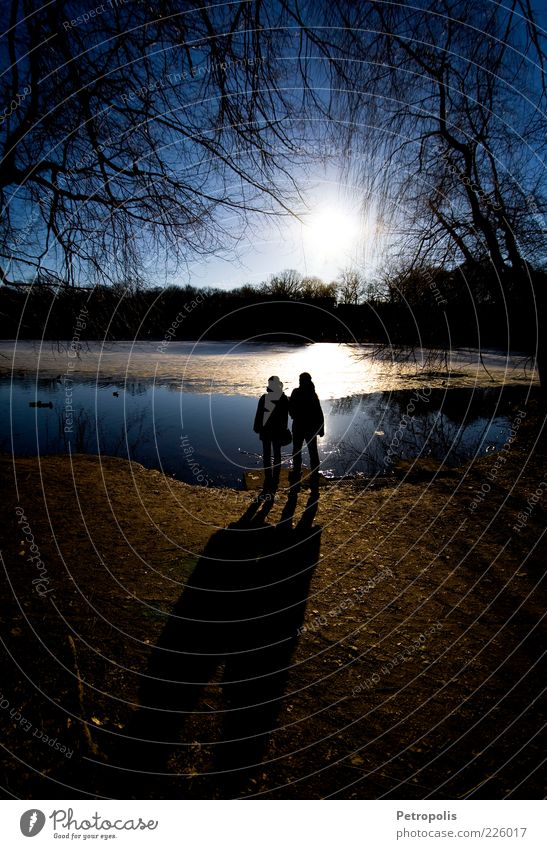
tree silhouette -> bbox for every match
[0,1,305,287]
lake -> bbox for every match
[0,341,536,486]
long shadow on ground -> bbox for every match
[102,492,321,797]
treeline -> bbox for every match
[1,261,544,354]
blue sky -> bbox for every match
[182,169,382,290]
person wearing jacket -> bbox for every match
[253,376,289,492]
[288,372,324,492]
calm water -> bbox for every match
[1,372,524,486]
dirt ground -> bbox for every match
[0,392,545,800]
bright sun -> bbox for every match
[302,206,361,265]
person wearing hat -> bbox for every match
[253,376,289,492]
[288,372,324,492]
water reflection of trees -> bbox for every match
[125,381,148,397]
[54,407,157,462]
[334,411,502,477]
[329,395,361,415]
[331,387,512,420]
[328,388,515,477]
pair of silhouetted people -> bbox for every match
[254,372,324,493]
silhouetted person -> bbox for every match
[289,372,324,492]
[253,375,289,493]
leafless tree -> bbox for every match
[336,267,366,304]
[2,0,544,333]
[260,268,303,298]
[0,1,310,287]
[300,275,337,300]
[287,0,546,380]
[320,0,546,284]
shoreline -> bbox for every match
[2,382,539,489]
[1,399,545,798]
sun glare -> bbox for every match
[302,206,361,265]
